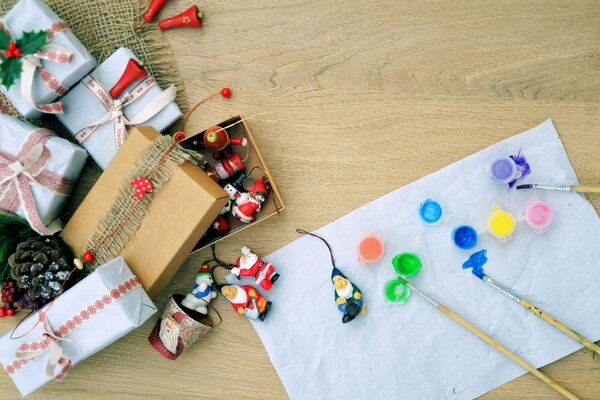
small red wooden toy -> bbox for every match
[201,126,248,159]
[232,246,279,290]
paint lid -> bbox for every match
[384,278,411,303]
[451,225,478,250]
[419,198,443,225]
[488,206,516,240]
[391,252,422,277]
[524,201,554,232]
[358,235,384,263]
[489,156,519,184]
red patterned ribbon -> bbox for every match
[0,19,72,114]
[75,76,176,150]
[0,129,73,234]
[5,276,141,381]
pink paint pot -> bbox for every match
[524,201,554,233]
[357,235,384,264]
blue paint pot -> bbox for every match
[452,225,478,250]
[419,199,443,225]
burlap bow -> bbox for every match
[0,20,72,114]
[0,129,73,234]
[75,75,177,150]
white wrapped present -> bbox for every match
[0,257,157,397]
[56,47,182,169]
[0,0,96,119]
[0,114,87,234]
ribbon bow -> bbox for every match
[0,129,73,234]
[75,75,177,150]
[14,312,73,381]
[0,20,72,114]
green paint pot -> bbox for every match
[391,252,422,277]
[384,278,411,303]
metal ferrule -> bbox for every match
[532,184,572,191]
[406,282,440,308]
[482,275,521,302]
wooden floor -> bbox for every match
[2,0,600,399]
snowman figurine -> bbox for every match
[181,265,217,314]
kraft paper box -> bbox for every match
[61,126,229,298]
[56,47,182,169]
[0,0,96,119]
[0,114,88,230]
[0,257,157,397]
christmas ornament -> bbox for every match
[211,214,230,235]
[0,29,50,90]
[232,177,269,223]
[130,177,154,200]
[159,5,203,30]
[199,126,248,159]
[181,264,217,314]
[232,247,279,291]
[0,213,38,283]
[108,58,148,99]
[218,283,272,321]
[212,153,245,182]
[296,229,367,324]
[143,0,170,22]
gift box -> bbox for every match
[0,257,157,397]
[0,0,96,119]
[56,47,182,169]
[0,114,88,234]
[184,115,285,251]
[61,126,229,298]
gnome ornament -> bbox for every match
[232,247,279,290]
[181,265,217,314]
[218,284,271,321]
[232,178,269,223]
[331,267,366,323]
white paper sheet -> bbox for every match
[253,119,600,399]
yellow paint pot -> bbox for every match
[488,206,516,242]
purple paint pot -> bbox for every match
[489,156,519,184]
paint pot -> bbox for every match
[524,200,554,233]
[391,252,422,277]
[419,198,444,225]
[384,278,411,303]
[488,156,519,184]
[451,225,478,250]
[488,206,516,242]
[357,235,384,263]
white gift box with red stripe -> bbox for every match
[57,47,182,170]
[0,257,157,397]
[0,0,96,119]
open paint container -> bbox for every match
[357,235,384,263]
[488,156,519,184]
[418,198,444,225]
[488,206,516,242]
[451,225,478,250]
[391,252,422,277]
[524,200,554,233]
[384,278,410,303]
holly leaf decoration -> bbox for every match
[16,30,49,56]
[0,30,11,50]
[0,58,22,90]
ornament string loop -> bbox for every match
[296,229,336,267]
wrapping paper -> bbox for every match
[57,47,182,169]
[0,114,87,227]
[256,119,600,399]
[0,0,96,119]
[0,257,157,397]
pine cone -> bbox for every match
[8,236,72,307]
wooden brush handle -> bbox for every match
[572,185,600,193]
[439,305,580,400]
[520,298,600,356]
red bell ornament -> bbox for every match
[214,153,245,180]
[159,5,203,30]
[109,58,148,99]
[143,0,170,22]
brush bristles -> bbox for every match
[516,184,533,189]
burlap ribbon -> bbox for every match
[0,129,73,234]
[74,75,177,150]
[0,20,72,114]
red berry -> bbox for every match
[7,281,14,288]
[221,87,231,98]
[0,308,5,318]
[9,287,16,294]
[13,48,22,57]
[8,42,16,50]
[5,49,14,58]
[7,295,14,303]
[6,309,14,317]
[174,132,185,142]
[83,251,95,263]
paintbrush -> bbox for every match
[516,184,600,193]
[471,270,600,358]
[398,277,580,400]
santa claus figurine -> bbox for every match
[331,267,367,323]
[181,265,217,314]
[232,246,279,290]
[218,284,272,321]
[231,178,269,223]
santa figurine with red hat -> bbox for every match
[232,247,280,290]
[231,177,269,223]
[218,283,271,321]
[181,265,217,314]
